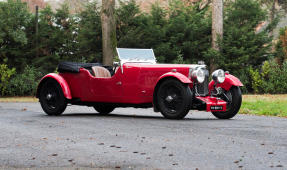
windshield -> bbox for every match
[117,48,156,64]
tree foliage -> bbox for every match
[0,0,283,95]
[0,0,31,68]
[216,0,273,92]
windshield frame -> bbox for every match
[116,48,157,64]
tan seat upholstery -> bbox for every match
[92,66,111,78]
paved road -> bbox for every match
[0,102,286,170]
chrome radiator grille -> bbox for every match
[195,70,209,96]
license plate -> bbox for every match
[210,106,223,110]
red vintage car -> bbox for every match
[36,48,243,119]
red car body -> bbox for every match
[37,48,243,119]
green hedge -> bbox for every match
[1,65,42,96]
[250,60,287,94]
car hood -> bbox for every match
[124,63,205,70]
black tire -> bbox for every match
[93,104,115,115]
[212,86,242,119]
[156,79,192,119]
[39,79,67,116]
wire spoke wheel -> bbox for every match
[159,84,183,113]
[42,83,60,109]
[39,79,67,116]
[212,86,242,119]
[157,79,192,119]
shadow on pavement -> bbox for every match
[47,113,235,121]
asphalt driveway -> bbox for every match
[0,102,286,169]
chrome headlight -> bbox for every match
[212,69,225,83]
[192,68,205,83]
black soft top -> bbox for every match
[58,62,101,73]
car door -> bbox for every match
[88,68,123,103]
[120,64,146,103]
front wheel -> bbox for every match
[156,79,192,119]
[212,86,242,119]
[39,79,67,116]
[93,104,115,115]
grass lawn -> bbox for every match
[0,95,286,117]
[240,95,287,117]
[0,96,38,102]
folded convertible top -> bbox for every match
[58,62,101,73]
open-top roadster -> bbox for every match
[37,48,243,119]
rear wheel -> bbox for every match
[93,104,115,115]
[156,79,192,119]
[212,86,242,119]
[39,79,67,116]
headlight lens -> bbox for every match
[212,69,225,83]
[192,68,205,83]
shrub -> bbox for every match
[7,66,42,96]
[0,64,16,96]
[250,60,287,94]
[249,67,264,93]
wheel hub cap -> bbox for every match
[165,94,177,102]
[46,94,52,100]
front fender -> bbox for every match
[209,73,243,91]
[36,73,72,99]
[156,72,192,84]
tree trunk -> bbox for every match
[269,0,278,36]
[211,0,223,72]
[101,0,116,66]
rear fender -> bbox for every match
[36,73,72,99]
[209,73,243,91]
[153,72,192,112]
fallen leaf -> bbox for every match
[268,152,274,154]
[234,161,239,164]
[51,154,58,156]
[21,108,27,111]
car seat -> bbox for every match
[92,66,111,78]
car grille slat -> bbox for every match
[195,70,209,96]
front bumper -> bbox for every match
[196,96,227,112]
